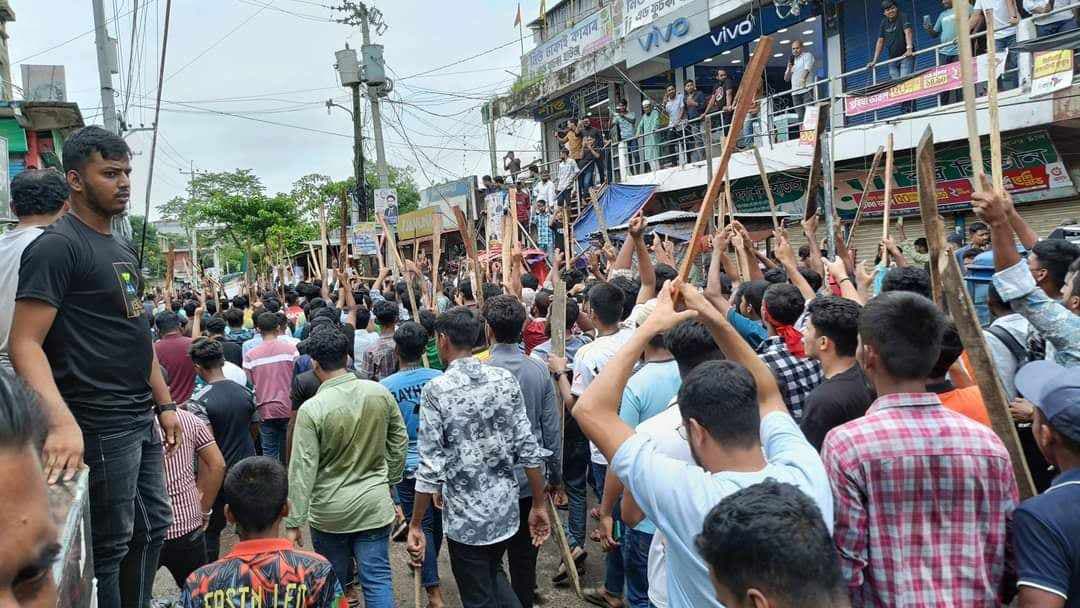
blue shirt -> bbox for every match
[612,411,833,608]
[1014,468,1080,605]
[727,310,767,350]
[381,366,443,475]
[619,359,681,534]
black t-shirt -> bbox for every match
[879,14,912,59]
[219,339,243,367]
[799,364,875,451]
[685,90,706,120]
[187,379,258,469]
[291,370,321,411]
[17,214,154,431]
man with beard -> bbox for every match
[11,126,181,608]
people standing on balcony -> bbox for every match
[785,40,816,120]
[613,100,639,176]
[560,118,583,165]
[556,148,578,208]
[684,80,706,164]
[636,99,662,174]
[580,133,602,203]
[868,1,916,82]
[581,119,609,188]
[1025,0,1079,37]
[971,0,1020,90]
[504,151,522,182]
[925,0,961,105]
[704,69,736,150]
[663,85,687,167]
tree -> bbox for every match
[128,215,164,278]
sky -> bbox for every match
[8,0,543,220]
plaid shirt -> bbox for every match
[822,393,1019,607]
[533,211,553,247]
[756,335,822,420]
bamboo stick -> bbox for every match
[752,147,780,230]
[881,134,895,267]
[845,146,886,249]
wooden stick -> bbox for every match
[845,145,886,249]
[954,0,985,191]
[431,213,443,311]
[677,36,775,287]
[319,200,328,282]
[308,244,322,280]
[502,213,514,285]
[165,242,176,300]
[548,495,582,598]
[752,147,780,230]
[984,11,1004,192]
[915,128,948,308]
[916,128,1035,499]
[551,281,567,358]
[591,184,613,250]
[802,102,829,221]
[413,567,422,608]
[561,205,573,260]
[881,134,895,268]
[377,212,429,367]
[339,191,350,274]
[452,205,485,307]
[725,177,750,282]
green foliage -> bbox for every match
[128,215,163,278]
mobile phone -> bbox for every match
[923,14,932,27]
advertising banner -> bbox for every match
[623,0,699,33]
[625,0,708,68]
[835,130,1073,217]
[844,53,1005,116]
[524,7,614,77]
[397,207,437,241]
[1031,49,1074,97]
[374,188,399,226]
[352,222,379,255]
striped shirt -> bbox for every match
[162,409,217,540]
[243,335,299,420]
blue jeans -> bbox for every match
[84,416,172,608]
[888,55,915,80]
[622,528,654,608]
[397,477,443,589]
[578,159,596,199]
[563,413,589,549]
[260,417,288,463]
[310,524,394,608]
[996,36,1019,90]
[590,462,626,598]
[1037,18,1078,37]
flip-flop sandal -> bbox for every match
[551,548,588,583]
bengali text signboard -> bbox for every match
[844,53,1005,116]
[1031,49,1074,97]
[524,7,614,77]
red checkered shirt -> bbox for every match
[821,392,1018,607]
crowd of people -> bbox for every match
[1,122,1080,608]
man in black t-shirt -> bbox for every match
[187,337,260,560]
[868,0,916,83]
[798,296,875,451]
[205,316,243,366]
[10,126,180,608]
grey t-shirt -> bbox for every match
[0,226,43,370]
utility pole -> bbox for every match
[92,0,119,134]
[335,1,390,189]
[485,100,499,177]
[352,85,365,218]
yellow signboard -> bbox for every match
[397,207,436,241]
[1031,49,1074,97]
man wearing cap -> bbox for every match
[1013,360,1080,608]
[636,99,662,174]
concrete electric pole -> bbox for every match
[485,100,498,177]
[334,1,390,190]
[92,0,119,134]
[331,49,364,219]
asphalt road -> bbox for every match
[152,502,610,607]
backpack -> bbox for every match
[987,325,1029,368]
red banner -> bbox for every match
[851,166,1057,215]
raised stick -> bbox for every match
[590,184,613,250]
[954,0,985,190]
[318,200,328,282]
[562,204,573,260]
[984,11,1004,192]
[339,191,349,273]
[881,134,895,268]
[452,205,485,307]
[377,212,429,367]
[431,213,443,310]
[916,130,947,307]
[677,36,775,286]
[801,102,830,221]
[845,145,886,249]
[725,177,750,282]
[752,147,780,230]
[916,127,1035,499]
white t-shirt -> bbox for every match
[789,51,816,91]
[354,330,380,365]
[1023,0,1075,24]
[571,327,635,464]
[634,401,693,608]
[0,226,43,371]
[974,0,1017,38]
[222,361,249,387]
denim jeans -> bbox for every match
[686,120,704,163]
[447,537,520,608]
[563,413,589,549]
[1037,18,1078,37]
[159,527,208,588]
[888,55,915,80]
[578,159,596,200]
[260,417,289,463]
[622,528,654,608]
[996,35,1019,90]
[938,52,960,105]
[310,524,394,608]
[84,416,172,608]
[589,462,625,598]
[397,477,443,589]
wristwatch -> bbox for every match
[154,402,178,415]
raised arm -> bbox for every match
[627,214,655,304]
[802,215,826,277]
[775,234,816,302]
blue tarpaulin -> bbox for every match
[572,184,656,253]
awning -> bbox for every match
[572,184,657,252]
[1011,29,1080,53]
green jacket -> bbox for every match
[285,373,408,533]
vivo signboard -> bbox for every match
[668,3,819,68]
[625,0,708,68]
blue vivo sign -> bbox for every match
[625,0,708,67]
[668,4,819,68]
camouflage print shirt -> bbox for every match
[415,356,550,545]
[994,260,1080,367]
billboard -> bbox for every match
[420,176,476,222]
[20,65,68,102]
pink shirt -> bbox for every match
[243,336,298,421]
